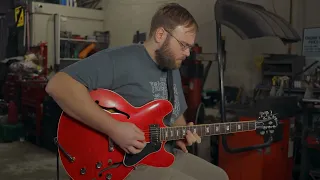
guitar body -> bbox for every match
[57,89,175,180]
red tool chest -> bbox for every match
[2,74,21,104]
[20,79,47,145]
[218,116,294,180]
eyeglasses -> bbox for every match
[164,29,193,51]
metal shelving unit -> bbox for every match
[53,13,109,70]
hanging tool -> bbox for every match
[276,76,289,96]
[269,76,277,96]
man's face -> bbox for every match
[155,25,196,70]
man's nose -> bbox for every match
[183,48,191,57]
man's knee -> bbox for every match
[172,149,229,180]
[125,165,197,180]
[210,165,229,180]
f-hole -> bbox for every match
[95,100,130,119]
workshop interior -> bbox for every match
[0,0,320,179]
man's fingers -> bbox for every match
[132,126,145,141]
[127,146,142,154]
[177,140,188,153]
[132,140,146,149]
[122,148,129,154]
[188,122,194,126]
[133,125,145,136]
[186,130,197,146]
[135,133,146,141]
[193,132,201,143]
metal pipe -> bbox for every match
[216,22,226,123]
[287,0,293,54]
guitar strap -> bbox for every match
[166,70,175,123]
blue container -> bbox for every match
[60,0,67,5]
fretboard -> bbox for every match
[160,121,256,141]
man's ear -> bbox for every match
[154,27,166,43]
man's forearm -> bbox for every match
[173,115,187,126]
[46,72,117,135]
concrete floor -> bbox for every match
[0,137,212,180]
[0,141,69,180]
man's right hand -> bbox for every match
[109,121,146,154]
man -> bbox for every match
[46,3,229,180]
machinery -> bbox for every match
[218,97,298,180]
[180,43,215,125]
[212,0,301,179]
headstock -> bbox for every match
[256,110,278,135]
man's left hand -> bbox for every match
[176,122,201,153]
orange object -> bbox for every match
[218,117,294,180]
[78,43,96,59]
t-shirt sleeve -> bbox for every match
[60,50,114,91]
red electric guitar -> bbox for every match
[55,89,278,180]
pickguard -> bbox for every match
[123,142,161,166]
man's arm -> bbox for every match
[46,72,117,135]
[173,114,187,126]
[45,51,117,136]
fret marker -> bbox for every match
[165,131,168,138]
[193,129,197,133]
[216,126,219,132]
[238,125,241,130]
[176,130,179,136]
[182,129,186,136]
[226,126,230,131]
[206,127,209,133]
[170,130,173,137]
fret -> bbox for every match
[221,124,226,134]
[245,122,249,131]
[225,123,231,133]
[193,126,197,134]
[205,125,210,136]
[196,126,200,136]
[195,126,200,136]
[210,124,214,134]
[164,128,168,140]
[182,127,186,137]
[175,127,179,139]
[202,125,205,136]
[237,122,242,131]
[200,125,204,136]
[170,128,174,140]
[214,124,220,134]
[230,122,237,133]
[179,127,183,139]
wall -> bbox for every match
[29,2,105,67]
[102,0,304,94]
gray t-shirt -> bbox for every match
[61,44,187,126]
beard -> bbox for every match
[155,37,177,71]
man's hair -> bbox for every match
[149,3,198,38]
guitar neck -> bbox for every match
[160,121,256,141]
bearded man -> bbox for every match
[46,3,229,180]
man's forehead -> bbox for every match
[173,25,196,35]
[173,26,196,45]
